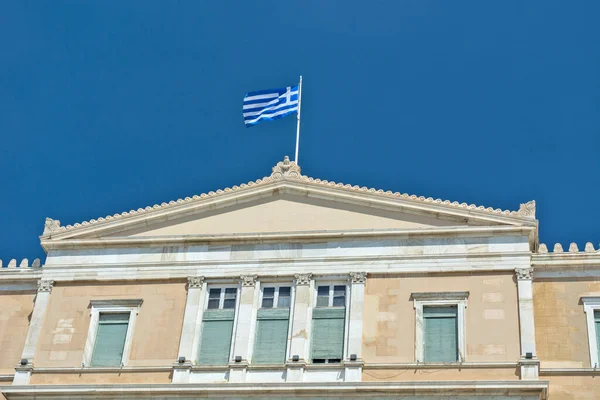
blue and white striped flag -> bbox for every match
[243,85,299,127]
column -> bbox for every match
[172,276,205,384]
[229,275,258,382]
[516,267,539,380]
[286,273,312,382]
[345,272,366,382]
[14,279,54,385]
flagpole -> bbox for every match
[294,76,302,164]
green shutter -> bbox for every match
[253,309,290,364]
[595,311,600,364]
[197,309,235,365]
[311,307,345,360]
[423,306,458,362]
[90,313,129,367]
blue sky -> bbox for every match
[1,1,599,261]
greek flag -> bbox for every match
[243,85,299,126]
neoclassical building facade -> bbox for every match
[0,157,598,399]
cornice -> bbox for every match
[41,225,536,251]
[40,157,537,243]
[1,381,549,399]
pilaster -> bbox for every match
[14,279,54,385]
[286,273,313,381]
[516,267,539,380]
[231,275,258,363]
[173,276,205,384]
[345,272,366,381]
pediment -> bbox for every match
[40,157,537,246]
[105,193,472,238]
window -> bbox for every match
[311,284,347,363]
[412,292,468,363]
[91,313,130,366]
[423,306,458,362]
[253,286,292,364]
[82,299,142,368]
[197,287,238,365]
[581,296,600,367]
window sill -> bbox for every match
[31,366,172,373]
[365,362,519,370]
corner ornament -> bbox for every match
[516,268,533,281]
[517,200,536,218]
[240,275,258,287]
[349,272,367,284]
[43,218,61,235]
[37,279,54,293]
[271,156,302,180]
[188,276,205,289]
[294,273,312,286]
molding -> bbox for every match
[0,381,550,399]
[240,275,257,287]
[540,368,600,376]
[0,281,38,292]
[31,366,172,373]
[0,374,14,381]
[364,362,519,369]
[89,299,143,308]
[516,267,533,280]
[41,225,537,250]
[39,253,531,283]
[348,271,367,284]
[294,273,312,286]
[411,291,469,301]
[36,279,54,293]
[187,276,204,289]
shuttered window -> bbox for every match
[253,308,290,364]
[253,286,291,364]
[90,313,130,367]
[197,287,237,365]
[311,284,346,364]
[595,311,600,363]
[423,306,458,362]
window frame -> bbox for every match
[206,286,238,310]
[259,284,292,309]
[311,280,350,364]
[412,292,468,363]
[82,299,143,368]
[582,296,600,368]
[314,283,347,308]
[198,284,240,364]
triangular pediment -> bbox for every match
[40,157,537,246]
[105,193,472,238]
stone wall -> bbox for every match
[534,280,600,368]
[0,292,35,374]
[34,282,186,368]
[363,272,521,364]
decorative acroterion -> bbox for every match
[518,200,536,218]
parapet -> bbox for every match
[0,258,42,269]
[537,242,598,254]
